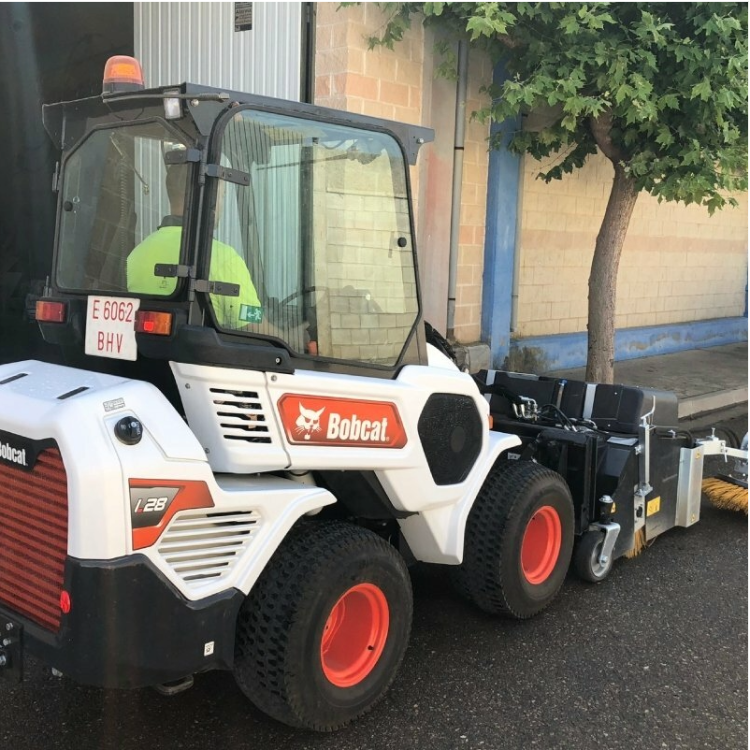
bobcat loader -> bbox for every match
[0,57,745,731]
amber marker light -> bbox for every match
[102,55,145,95]
[35,300,67,323]
[135,310,173,336]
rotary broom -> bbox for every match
[625,429,748,560]
[702,432,748,515]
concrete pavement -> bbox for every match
[2,494,746,750]
[547,342,748,419]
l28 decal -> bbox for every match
[129,479,214,550]
[277,395,407,449]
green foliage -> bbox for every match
[371,2,748,212]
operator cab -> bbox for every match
[36,56,434,386]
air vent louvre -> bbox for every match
[209,388,272,444]
[157,510,261,588]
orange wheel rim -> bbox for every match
[320,583,390,688]
[520,505,562,584]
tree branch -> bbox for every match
[495,33,523,49]
[589,109,627,164]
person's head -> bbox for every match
[165,164,187,216]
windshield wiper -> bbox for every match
[102,91,229,104]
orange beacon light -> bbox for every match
[102,56,145,95]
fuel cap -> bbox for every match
[115,417,143,445]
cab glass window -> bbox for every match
[214,110,419,366]
[56,121,188,295]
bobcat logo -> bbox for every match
[295,403,325,441]
[278,394,407,449]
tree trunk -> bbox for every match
[585,163,638,383]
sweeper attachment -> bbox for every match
[0,55,746,732]
[476,370,750,577]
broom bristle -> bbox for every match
[703,477,749,515]
[623,478,747,561]
[624,526,647,559]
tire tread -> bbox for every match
[452,461,573,619]
[234,521,410,731]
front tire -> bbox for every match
[234,522,412,731]
[452,461,574,619]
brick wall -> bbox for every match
[517,152,748,337]
[315,3,491,344]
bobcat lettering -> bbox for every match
[327,413,388,442]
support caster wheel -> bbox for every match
[573,530,614,583]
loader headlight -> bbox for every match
[163,90,182,120]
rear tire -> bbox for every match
[452,461,574,619]
[234,521,412,731]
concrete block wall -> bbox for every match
[517,152,748,338]
[314,3,492,344]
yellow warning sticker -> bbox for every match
[647,496,661,517]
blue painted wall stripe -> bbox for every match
[509,317,748,372]
[482,65,521,367]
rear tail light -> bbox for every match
[35,300,67,323]
[60,590,71,614]
[135,310,172,335]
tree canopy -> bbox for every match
[371,3,748,381]
[373,2,748,213]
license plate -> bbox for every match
[0,613,23,685]
[84,296,140,361]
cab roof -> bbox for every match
[43,82,435,164]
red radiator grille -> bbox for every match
[0,448,68,631]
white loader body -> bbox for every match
[0,357,519,603]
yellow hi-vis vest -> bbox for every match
[126,226,262,329]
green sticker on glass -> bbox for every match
[239,304,264,324]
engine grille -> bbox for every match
[0,448,68,631]
[157,510,262,590]
[210,388,273,444]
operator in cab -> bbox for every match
[126,164,265,331]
